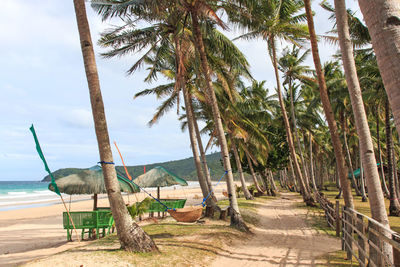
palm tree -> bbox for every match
[357,49,390,197]
[94,1,250,214]
[334,0,390,225]
[303,0,354,209]
[357,0,400,137]
[73,0,157,252]
[231,0,313,204]
[278,46,312,191]
[187,2,248,230]
[385,98,400,215]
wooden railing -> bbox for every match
[314,192,400,266]
[314,192,341,237]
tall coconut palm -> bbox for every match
[187,3,248,230]
[357,49,390,197]
[357,0,400,137]
[94,1,256,213]
[303,0,353,209]
[334,0,390,224]
[385,98,400,216]
[73,0,157,252]
[230,0,313,204]
[278,46,312,190]
[323,60,362,196]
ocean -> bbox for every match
[0,181,202,212]
[0,181,62,211]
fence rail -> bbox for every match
[314,192,400,266]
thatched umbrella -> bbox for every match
[49,166,139,210]
[133,166,188,200]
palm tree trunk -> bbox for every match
[290,81,311,188]
[289,154,300,193]
[392,146,400,200]
[245,150,263,192]
[187,94,215,198]
[261,170,271,196]
[271,40,312,204]
[190,11,247,231]
[359,142,368,202]
[385,99,400,216]
[187,91,216,202]
[377,110,390,197]
[174,36,218,213]
[335,0,390,226]
[304,0,353,209]
[358,0,400,138]
[72,0,157,252]
[336,169,343,199]
[230,137,253,200]
[342,117,362,196]
[258,173,267,191]
[269,170,278,194]
[309,133,318,192]
[192,105,216,201]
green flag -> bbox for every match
[29,124,61,196]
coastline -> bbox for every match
[0,182,229,266]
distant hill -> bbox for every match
[42,152,230,182]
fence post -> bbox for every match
[341,206,345,251]
[368,220,381,266]
[356,213,366,265]
[335,201,340,237]
[345,208,352,260]
[392,233,400,266]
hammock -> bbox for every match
[113,142,229,223]
[168,206,203,223]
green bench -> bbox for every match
[147,199,186,217]
[63,210,114,241]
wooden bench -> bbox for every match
[63,210,114,241]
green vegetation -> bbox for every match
[42,152,224,182]
[127,198,153,220]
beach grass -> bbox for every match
[22,195,270,267]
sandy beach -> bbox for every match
[0,183,228,266]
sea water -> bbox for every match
[0,181,203,212]
[0,181,61,211]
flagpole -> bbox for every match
[29,125,80,242]
[61,194,81,243]
[114,141,139,203]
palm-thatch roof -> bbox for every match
[133,166,188,188]
[48,166,139,194]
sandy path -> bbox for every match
[211,192,340,267]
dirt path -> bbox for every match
[211,192,340,266]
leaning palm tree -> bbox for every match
[357,0,400,137]
[357,49,390,198]
[278,46,312,190]
[334,0,390,225]
[303,0,354,209]
[185,0,249,230]
[72,0,157,252]
[230,0,313,204]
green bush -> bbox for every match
[127,197,152,219]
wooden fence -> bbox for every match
[314,193,400,266]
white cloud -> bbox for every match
[61,108,94,129]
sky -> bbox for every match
[0,0,361,181]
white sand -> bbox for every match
[0,183,228,267]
